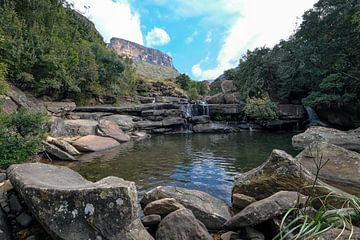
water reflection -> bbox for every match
[67,132,297,204]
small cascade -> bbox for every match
[305,106,328,127]
[180,103,193,133]
[199,101,209,116]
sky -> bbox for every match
[69,0,318,80]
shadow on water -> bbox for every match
[65,132,298,204]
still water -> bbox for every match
[68,132,298,204]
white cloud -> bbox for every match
[192,64,202,77]
[146,27,171,47]
[185,30,198,44]
[193,0,318,80]
[205,31,212,44]
[68,0,143,44]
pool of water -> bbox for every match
[66,132,298,204]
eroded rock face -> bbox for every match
[140,186,231,230]
[71,135,120,152]
[292,127,360,152]
[156,208,212,240]
[97,119,131,143]
[7,163,153,240]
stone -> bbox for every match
[308,228,360,240]
[193,123,232,133]
[224,93,241,104]
[63,119,98,136]
[0,180,13,192]
[144,198,185,218]
[0,96,18,113]
[134,120,163,129]
[7,86,47,113]
[141,186,231,230]
[296,142,360,193]
[240,227,265,240]
[209,104,245,115]
[46,136,80,155]
[7,163,153,240]
[206,93,225,104]
[132,131,149,139]
[225,191,306,228]
[155,208,212,240]
[232,150,351,203]
[42,141,76,161]
[261,119,301,131]
[72,112,112,121]
[155,96,188,104]
[221,80,238,94]
[232,193,256,210]
[9,194,23,214]
[277,104,306,120]
[44,102,76,114]
[97,120,131,143]
[102,115,136,131]
[49,117,67,137]
[191,115,210,124]
[0,173,6,182]
[16,212,34,227]
[71,135,120,152]
[141,214,161,228]
[220,231,242,240]
[292,126,360,152]
[0,207,11,240]
[139,97,155,104]
[162,117,184,127]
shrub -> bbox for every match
[245,97,277,121]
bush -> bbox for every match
[245,97,277,121]
[0,108,48,168]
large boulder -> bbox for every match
[206,93,225,104]
[7,163,153,240]
[63,119,98,136]
[143,198,185,218]
[140,186,231,230]
[296,142,360,193]
[155,208,212,240]
[97,119,130,143]
[225,191,307,228]
[193,123,232,133]
[71,135,120,152]
[232,150,351,202]
[292,127,360,152]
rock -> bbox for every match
[141,186,231,230]
[7,86,47,113]
[0,207,11,240]
[0,173,6,182]
[277,104,306,120]
[97,120,131,143]
[44,102,76,114]
[139,97,155,104]
[0,180,13,192]
[155,96,188,104]
[225,191,306,228]
[42,141,76,161]
[221,80,238,93]
[141,214,161,228]
[240,227,265,240]
[71,135,120,152]
[224,93,241,104]
[72,112,112,121]
[49,117,67,137]
[209,103,245,115]
[308,228,360,240]
[0,96,18,113]
[46,136,80,155]
[191,115,210,124]
[232,193,256,210]
[232,150,350,203]
[132,131,149,139]
[206,93,225,104]
[9,194,23,214]
[102,115,136,131]
[162,117,184,127]
[134,120,163,129]
[315,103,356,129]
[144,198,185,218]
[16,212,34,227]
[292,126,360,152]
[261,119,301,131]
[220,231,242,240]
[63,119,98,136]
[193,123,232,133]
[296,142,360,193]
[7,163,153,240]
[156,208,212,240]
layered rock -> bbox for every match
[71,135,120,152]
[7,163,153,240]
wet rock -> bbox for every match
[221,80,238,94]
[144,198,185,218]
[132,131,149,139]
[97,119,131,143]
[156,208,212,240]
[232,150,350,202]
[63,119,98,136]
[191,115,210,124]
[141,186,231,230]
[102,115,137,131]
[193,123,232,133]
[296,142,360,193]
[225,191,306,228]
[44,102,76,114]
[134,120,163,129]
[46,136,80,155]
[71,135,120,152]
[141,214,161,228]
[7,163,153,240]
[292,126,360,152]
[232,193,256,210]
[0,207,11,240]
[42,141,76,161]
[16,212,34,227]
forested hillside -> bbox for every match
[0,0,136,102]
[223,0,360,107]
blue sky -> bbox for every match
[70,0,317,80]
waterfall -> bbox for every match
[181,103,193,118]
[199,101,209,116]
[305,107,328,127]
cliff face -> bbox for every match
[110,38,174,68]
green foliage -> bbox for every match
[0,108,48,168]
[209,79,223,95]
[176,74,192,91]
[0,61,9,95]
[245,97,277,121]
[176,74,209,100]
[0,0,135,102]
[196,81,209,96]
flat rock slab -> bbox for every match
[71,135,120,152]
[156,208,212,240]
[44,102,76,114]
[141,186,231,230]
[97,120,130,143]
[7,163,153,240]
[292,126,360,152]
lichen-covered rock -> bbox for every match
[71,135,120,152]
[141,186,231,230]
[7,163,153,240]
[144,198,185,218]
[156,208,212,240]
[97,119,130,143]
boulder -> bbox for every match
[208,104,245,115]
[220,231,242,240]
[46,136,80,155]
[0,96,18,114]
[277,104,306,120]
[206,93,225,104]
[232,193,256,210]
[134,120,163,129]
[162,117,184,127]
[71,112,112,121]
[63,119,98,136]
[0,207,11,240]
[193,123,232,133]
[232,150,351,202]
[224,93,241,104]
[140,186,231,230]
[191,115,210,124]
[102,115,137,131]
[44,102,76,114]
[155,208,212,240]
[144,198,185,218]
[292,127,360,152]
[7,86,47,113]
[141,214,161,228]
[49,117,67,137]
[42,141,76,161]
[71,135,120,152]
[221,80,238,94]
[7,163,153,240]
[225,191,306,228]
[97,120,130,143]
[296,142,360,193]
